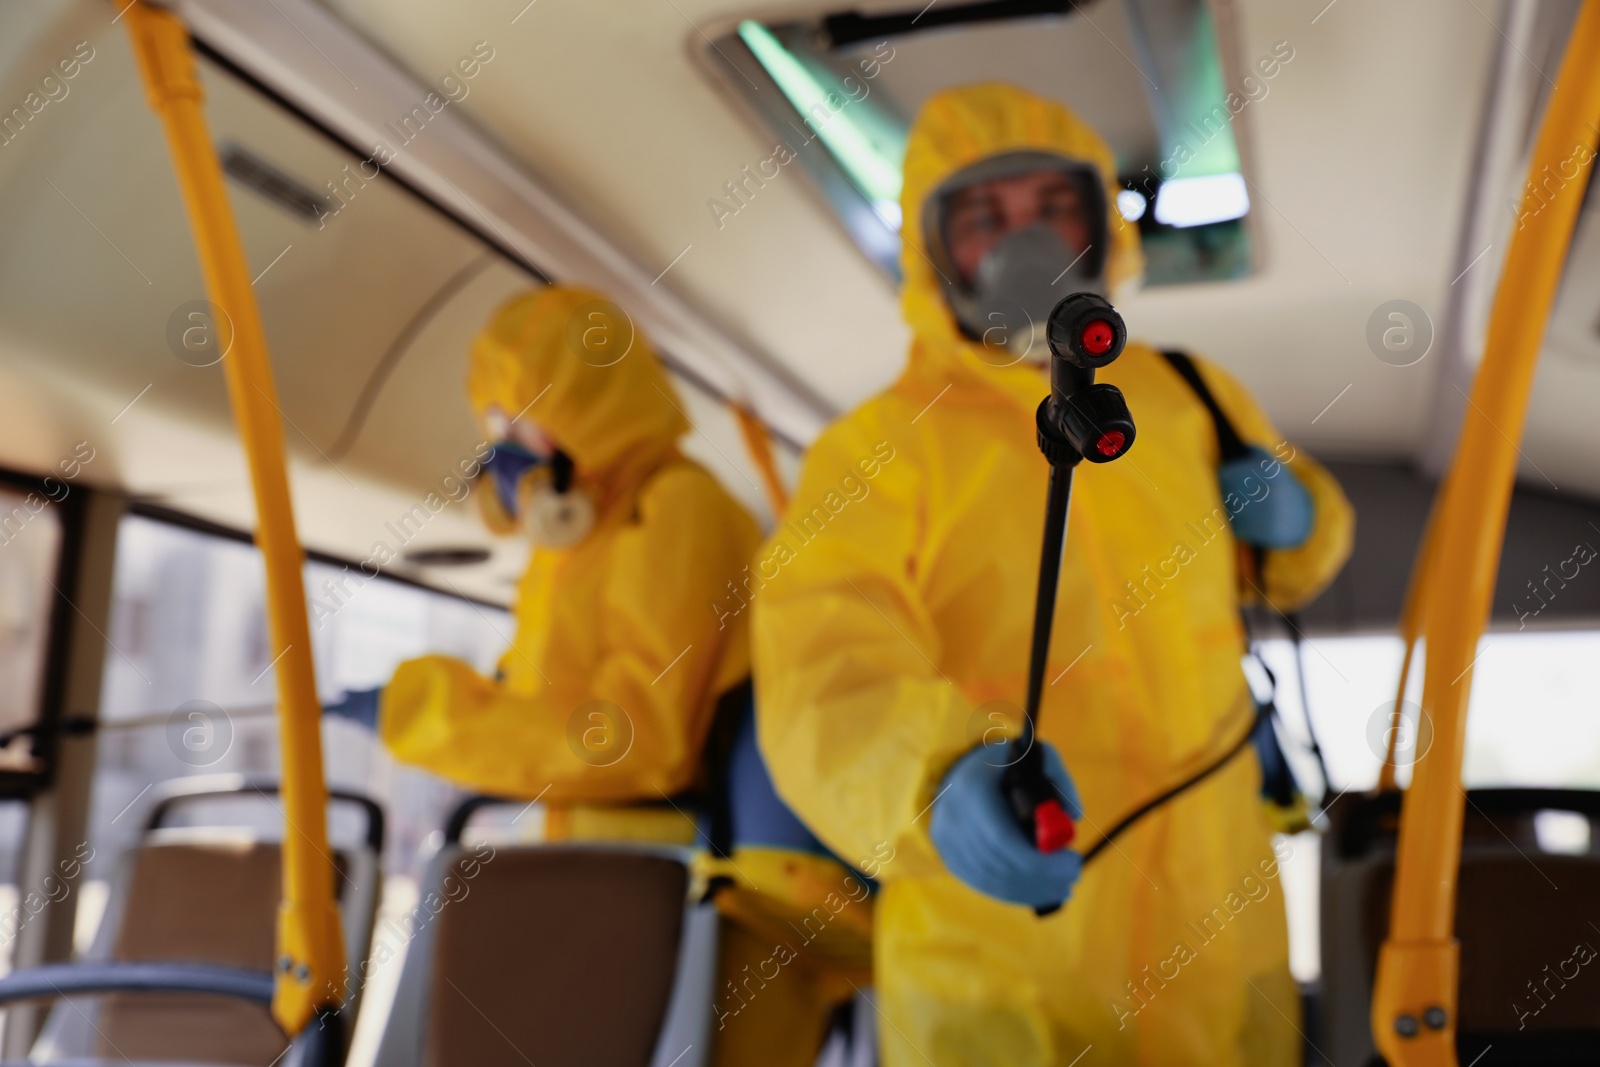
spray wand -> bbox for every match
[1002,292,1137,916]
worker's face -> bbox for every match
[943,170,1095,288]
[482,405,555,458]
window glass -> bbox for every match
[1256,630,1600,794]
[0,800,36,981]
[0,482,63,980]
[90,513,513,886]
[0,482,62,758]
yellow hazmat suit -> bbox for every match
[381,286,759,817]
[752,84,1354,1066]
[379,285,862,1067]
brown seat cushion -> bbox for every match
[426,849,687,1067]
[95,839,344,1066]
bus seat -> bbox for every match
[373,799,718,1067]
[30,776,384,1066]
[91,836,293,1064]
[1320,788,1600,1066]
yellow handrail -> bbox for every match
[1371,5,1600,1063]
[731,403,791,518]
[123,3,345,1034]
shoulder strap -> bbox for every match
[1160,350,1251,464]
[1163,347,1264,580]
[1157,353,1335,809]
[700,676,753,859]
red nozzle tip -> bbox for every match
[1080,319,1115,356]
[1033,798,1076,852]
[1094,430,1126,457]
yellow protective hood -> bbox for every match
[465,286,690,481]
[900,83,1144,405]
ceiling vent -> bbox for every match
[220,142,329,226]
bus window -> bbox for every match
[0,480,62,776]
[0,478,65,983]
[84,510,514,955]
[1256,631,1600,796]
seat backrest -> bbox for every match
[34,831,377,1067]
[376,842,717,1067]
[1321,789,1600,1065]
[1365,853,1600,1034]
[96,838,290,1065]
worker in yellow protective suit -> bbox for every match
[331,284,865,1066]
[375,286,754,819]
[751,84,1354,1066]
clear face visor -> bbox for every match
[923,151,1110,365]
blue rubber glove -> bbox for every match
[1219,446,1314,549]
[323,688,381,732]
[930,741,1084,909]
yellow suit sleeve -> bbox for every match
[1189,355,1356,612]
[381,465,755,802]
[752,418,960,881]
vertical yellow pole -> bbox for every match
[1371,5,1600,1064]
[122,3,345,1034]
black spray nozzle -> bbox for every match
[1038,293,1136,466]
[1047,292,1127,369]
[1059,384,1136,464]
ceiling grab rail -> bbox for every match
[121,2,346,1037]
[1370,4,1600,1064]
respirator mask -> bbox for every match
[478,440,596,550]
[925,151,1109,365]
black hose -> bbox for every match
[1081,702,1265,864]
[1285,611,1333,798]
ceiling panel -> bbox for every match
[6,0,1598,566]
[305,0,1504,476]
[0,1,781,602]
